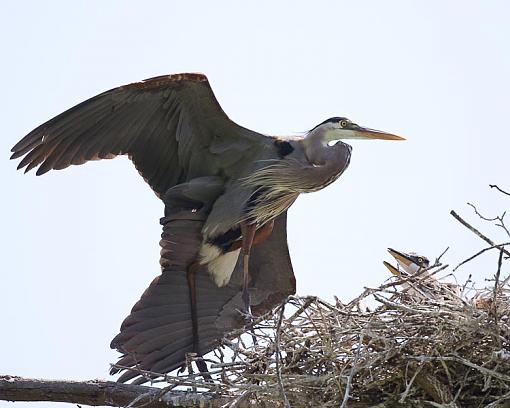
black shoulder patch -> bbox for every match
[274,139,294,158]
[210,227,241,252]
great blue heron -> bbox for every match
[384,248,461,301]
[384,248,435,299]
[11,73,404,383]
[384,248,430,276]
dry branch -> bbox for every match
[0,375,231,407]
[450,210,510,258]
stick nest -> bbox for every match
[143,261,510,407]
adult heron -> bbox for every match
[11,73,404,382]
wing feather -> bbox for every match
[110,211,295,383]
[11,73,272,196]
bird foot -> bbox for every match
[241,287,256,326]
[236,308,258,346]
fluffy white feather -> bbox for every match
[199,243,222,264]
[207,249,241,287]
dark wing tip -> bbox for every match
[11,140,26,155]
[16,157,30,171]
[35,166,50,176]
[11,139,35,161]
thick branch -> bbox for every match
[0,375,230,407]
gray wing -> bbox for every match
[11,73,271,196]
[110,208,295,384]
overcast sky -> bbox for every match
[2,2,509,407]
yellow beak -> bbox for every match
[353,127,406,141]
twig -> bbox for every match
[460,274,472,297]
[286,296,316,324]
[450,210,510,258]
[435,246,450,264]
[275,302,290,408]
[467,202,499,222]
[412,355,510,383]
[226,387,256,408]
[110,364,230,391]
[340,333,364,408]
[399,363,423,403]
[468,202,510,239]
[496,213,510,239]
[490,184,510,197]
[485,389,510,408]
[490,249,504,323]
[453,243,510,272]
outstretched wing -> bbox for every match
[11,73,270,196]
[111,211,295,384]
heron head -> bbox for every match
[310,117,405,142]
[386,248,430,275]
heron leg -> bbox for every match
[240,222,257,314]
[186,262,200,352]
[186,261,212,380]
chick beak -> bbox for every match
[383,260,402,277]
[387,248,415,269]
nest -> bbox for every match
[126,256,509,408]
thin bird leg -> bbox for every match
[186,261,211,380]
[240,222,257,314]
[186,262,200,353]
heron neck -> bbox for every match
[303,127,334,165]
[299,127,352,191]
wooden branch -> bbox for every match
[0,375,231,407]
[450,210,510,258]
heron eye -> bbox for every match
[340,120,348,128]
[418,257,424,264]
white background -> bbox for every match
[1,2,509,407]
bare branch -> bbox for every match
[467,202,499,222]
[453,243,510,272]
[450,210,510,258]
[490,184,510,197]
[435,246,450,264]
[340,333,364,408]
[467,202,510,239]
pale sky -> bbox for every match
[2,2,509,407]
